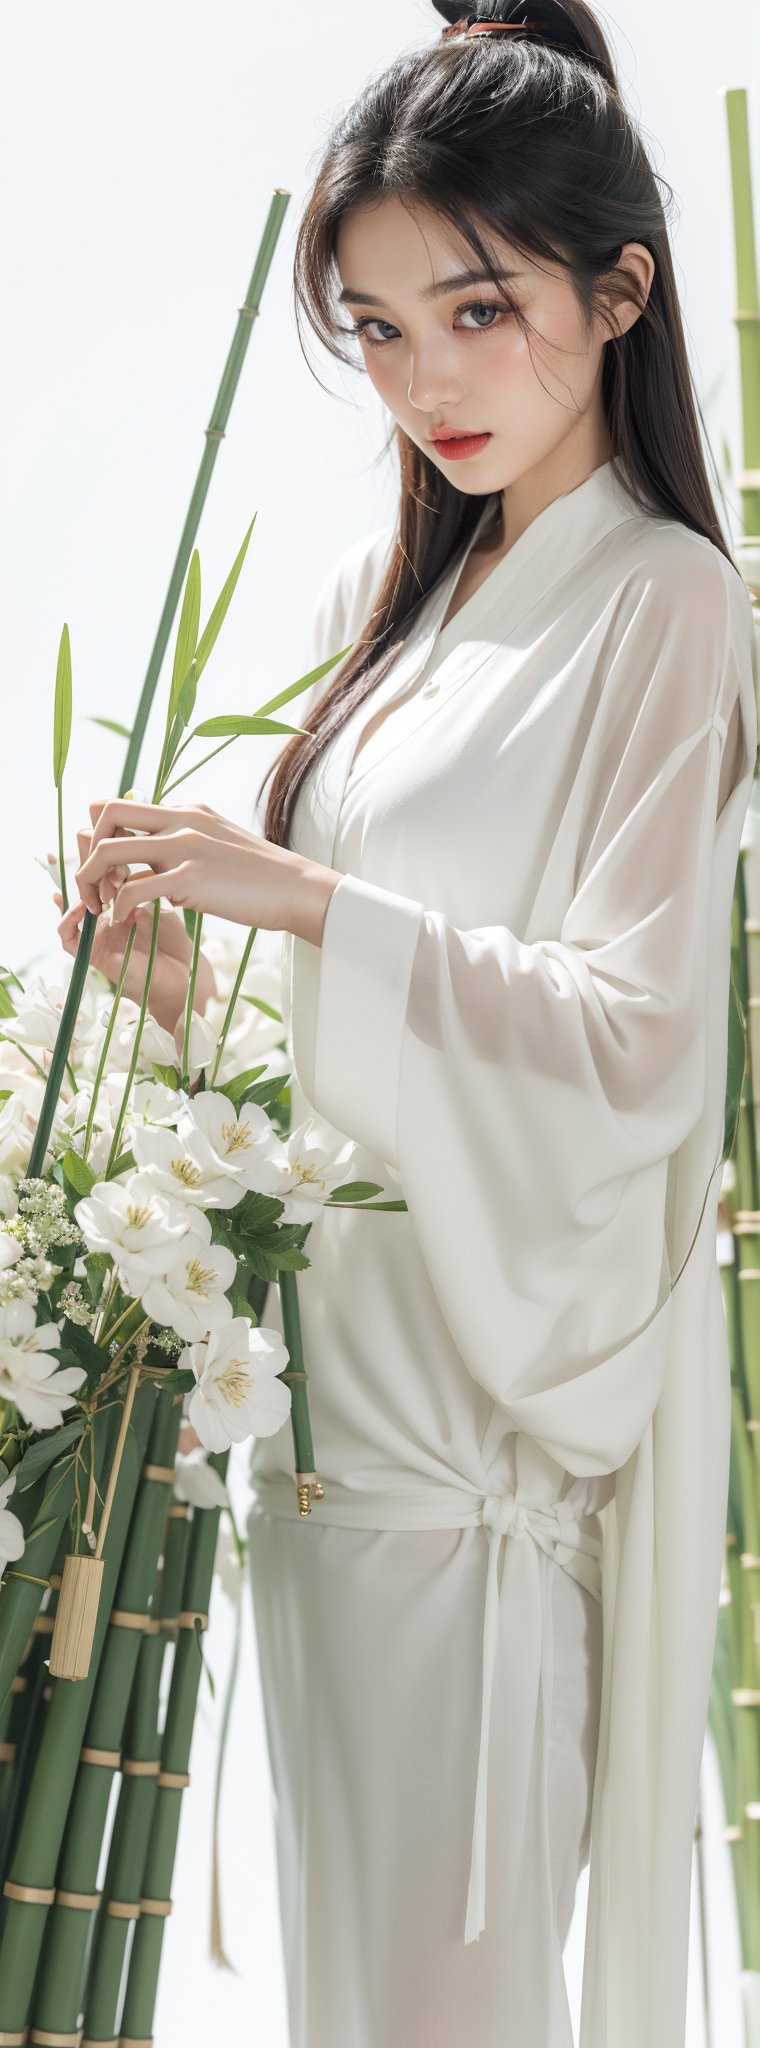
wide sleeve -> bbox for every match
[310,557,757,1478]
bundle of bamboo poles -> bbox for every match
[703,84,760,2048]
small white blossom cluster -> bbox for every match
[0,1250,59,1309]
[57,1280,94,1327]
[13,1178,83,1251]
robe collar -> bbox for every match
[300,457,646,870]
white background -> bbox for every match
[2,0,759,2040]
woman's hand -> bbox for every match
[72,796,340,946]
[54,823,218,1034]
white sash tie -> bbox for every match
[249,1475,604,1945]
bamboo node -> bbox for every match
[724,1823,744,1841]
[204,427,225,441]
[238,304,259,321]
[9,1676,26,1693]
[80,1748,121,1768]
[105,1900,141,1919]
[55,1888,103,1910]
[28,2034,83,2046]
[121,1758,160,1777]
[731,1687,760,1705]
[32,1615,55,1634]
[0,1742,16,1763]
[156,1771,190,1789]
[746,1803,760,1820]
[3,1880,56,1904]
[740,1553,760,1568]
[109,1611,150,1630]
[141,1463,175,1483]
[167,1504,189,1519]
[138,1897,172,1916]
[176,1611,208,1630]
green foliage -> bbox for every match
[86,716,133,739]
[12,1416,86,1492]
[53,623,73,787]
[151,1061,180,1090]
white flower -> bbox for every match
[139,1210,237,1340]
[179,1317,291,1452]
[172,1011,218,1082]
[175,1091,282,1202]
[0,1233,24,1274]
[173,1444,231,1509]
[56,1080,119,1178]
[0,1095,63,1213]
[129,1077,181,1128]
[0,1039,53,1118]
[73,1172,192,1292]
[129,1118,246,1210]
[236,1114,357,1221]
[76,999,178,1083]
[0,1471,25,1575]
[0,1301,86,1429]
[33,850,63,890]
[0,979,70,1052]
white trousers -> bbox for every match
[248,1513,603,2048]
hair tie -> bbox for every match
[440,14,545,35]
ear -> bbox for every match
[603,241,656,340]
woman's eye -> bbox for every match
[349,301,509,349]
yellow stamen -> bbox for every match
[184,1258,217,1299]
[219,1117,253,1156]
[170,1157,203,1188]
[215,1361,253,1409]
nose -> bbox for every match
[406,340,466,416]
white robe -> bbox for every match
[246,458,757,2047]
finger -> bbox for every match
[88,798,179,855]
[76,833,184,912]
[112,867,190,921]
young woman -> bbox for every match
[58,3,757,2042]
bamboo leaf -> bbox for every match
[253,643,356,719]
[13,1417,86,1491]
[0,983,17,1019]
[195,517,256,681]
[167,550,201,730]
[327,1181,386,1203]
[239,993,283,1022]
[192,715,310,740]
[53,623,73,787]
[86,715,133,738]
[178,662,198,729]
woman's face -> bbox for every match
[335,196,651,496]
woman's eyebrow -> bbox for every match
[338,266,523,306]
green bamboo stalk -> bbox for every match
[26,190,291,1179]
[28,1385,182,2039]
[208,927,257,1087]
[81,1423,191,2043]
[116,1445,231,2041]
[0,1378,156,2036]
[278,1264,322,1515]
[121,190,289,793]
[724,92,760,537]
